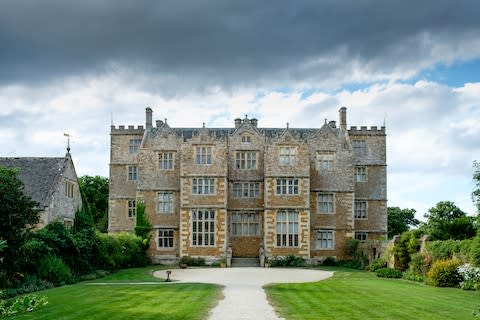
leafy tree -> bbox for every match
[473,161,480,214]
[0,166,39,287]
[134,201,152,249]
[78,175,109,232]
[387,207,420,238]
[422,201,476,241]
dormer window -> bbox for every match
[279,146,296,166]
[241,136,251,144]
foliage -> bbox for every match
[471,232,480,266]
[134,201,152,249]
[422,201,476,240]
[179,256,206,267]
[402,269,425,282]
[387,207,419,239]
[375,267,403,278]
[0,275,54,299]
[78,175,109,232]
[37,254,73,286]
[426,239,473,263]
[321,256,337,266]
[0,166,39,287]
[366,258,387,272]
[96,232,148,271]
[392,230,421,271]
[336,259,364,270]
[457,264,480,290]
[0,293,48,318]
[426,259,462,287]
[71,206,98,274]
[473,161,480,214]
[269,255,305,267]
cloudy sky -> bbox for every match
[1,1,479,219]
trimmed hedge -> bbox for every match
[376,268,403,278]
[426,239,473,263]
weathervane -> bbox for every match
[64,133,71,152]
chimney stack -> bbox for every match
[234,118,242,129]
[146,107,153,130]
[250,118,258,128]
[339,107,347,131]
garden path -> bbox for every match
[153,267,333,320]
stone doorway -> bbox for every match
[229,212,262,257]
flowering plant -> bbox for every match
[457,264,480,290]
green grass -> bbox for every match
[13,266,222,320]
[265,267,480,320]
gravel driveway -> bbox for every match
[154,267,333,320]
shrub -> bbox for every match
[179,256,206,266]
[96,232,148,271]
[471,235,480,266]
[336,259,363,270]
[321,256,337,266]
[0,293,48,317]
[366,258,387,272]
[376,267,403,278]
[426,239,473,263]
[403,269,425,282]
[426,259,462,287]
[268,255,305,267]
[37,254,73,286]
[393,230,422,271]
[457,264,480,290]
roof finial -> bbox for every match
[325,118,327,124]
[245,114,248,119]
[203,122,205,128]
[63,133,71,153]
[286,122,289,129]
[164,118,167,124]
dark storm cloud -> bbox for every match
[1,0,479,89]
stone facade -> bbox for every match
[108,107,387,263]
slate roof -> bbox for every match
[0,155,69,208]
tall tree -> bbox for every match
[387,207,419,238]
[473,161,480,214]
[422,201,476,240]
[78,175,109,232]
[0,166,39,287]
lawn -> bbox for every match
[265,267,480,320]
[13,266,222,320]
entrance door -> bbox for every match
[230,212,262,257]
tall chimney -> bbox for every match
[146,107,153,130]
[234,118,242,129]
[339,106,347,131]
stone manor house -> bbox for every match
[108,107,387,264]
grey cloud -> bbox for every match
[1,0,479,91]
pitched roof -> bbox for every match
[0,155,69,207]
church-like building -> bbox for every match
[108,107,386,264]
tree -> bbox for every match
[473,161,480,214]
[78,175,109,232]
[0,166,39,287]
[387,207,420,238]
[422,201,476,240]
[134,201,152,249]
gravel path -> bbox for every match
[153,268,333,320]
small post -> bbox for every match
[165,270,172,282]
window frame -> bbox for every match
[316,230,334,249]
[195,146,213,165]
[157,191,174,213]
[352,140,366,157]
[191,209,215,247]
[316,151,335,170]
[355,166,367,182]
[317,193,334,214]
[355,232,368,241]
[230,212,260,236]
[232,182,260,198]
[276,209,299,247]
[127,165,138,181]
[192,178,215,195]
[276,178,299,195]
[65,181,74,198]
[279,146,297,166]
[158,152,174,170]
[354,200,368,219]
[157,228,174,249]
[129,139,142,154]
[235,151,257,170]
[127,199,136,218]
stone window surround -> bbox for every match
[230,211,260,236]
[317,192,335,214]
[127,199,136,218]
[276,209,299,247]
[157,228,174,249]
[192,177,216,195]
[127,165,138,181]
[355,166,367,182]
[352,140,367,157]
[65,180,75,198]
[276,178,299,195]
[233,181,260,198]
[279,146,297,166]
[235,151,257,170]
[316,229,335,249]
[316,151,335,170]
[195,145,213,165]
[158,152,174,170]
[191,209,215,247]
[157,191,173,213]
[129,139,142,154]
[355,231,368,241]
[354,200,368,219]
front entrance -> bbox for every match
[229,212,262,257]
